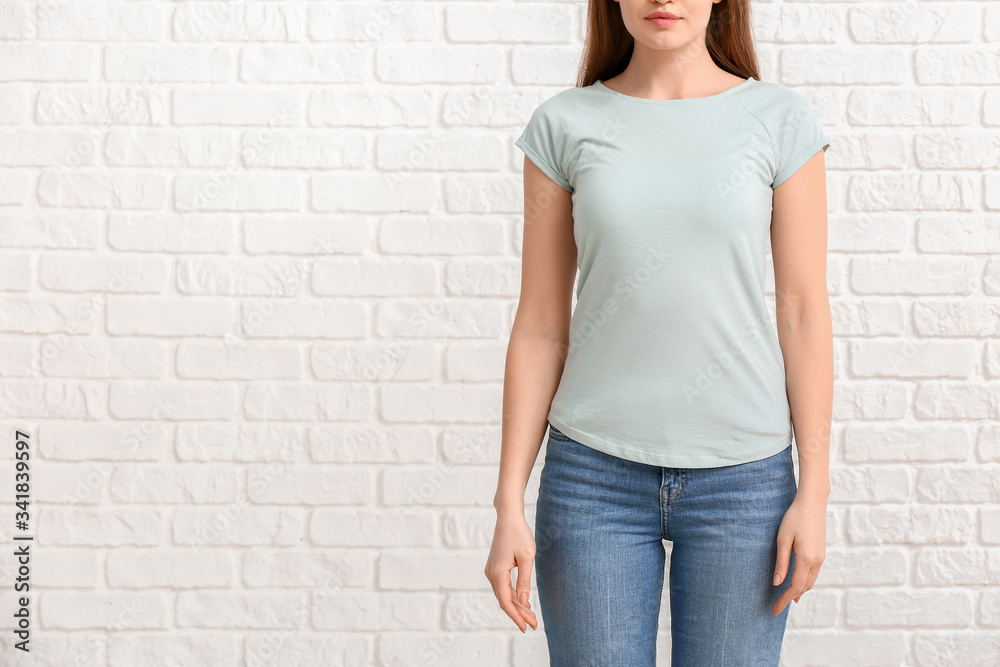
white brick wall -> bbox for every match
[0,1,997,665]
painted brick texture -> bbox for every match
[0,1,998,666]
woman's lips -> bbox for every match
[647,17,680,27]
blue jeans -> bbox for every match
[534,422,798,667]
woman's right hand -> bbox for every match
[484,512,539,633]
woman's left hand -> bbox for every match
[772,493,828,615]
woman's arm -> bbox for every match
[493,158,577,512]
[768,147,833,613]
[484,155,576,632]
[771,148,833,500]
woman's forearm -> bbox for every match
[779,307,833,501]
[493,317,569,515]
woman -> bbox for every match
[485,0,832,664]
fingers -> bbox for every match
[772,537,799,615]
[773,551,824,614]
[787,568,814,606]
[509,583,537,631]
[773,534,792,586]
[774,563,806,615]
[515,551,537,630]
[773,562,808,615]
[793,553,824,603]
[485,563,536,632]
[487,566,527,631]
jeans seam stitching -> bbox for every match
[659,468,669,541]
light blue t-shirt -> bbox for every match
[515,75,831,468]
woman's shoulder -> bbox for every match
[523,83,615,136]
[735,78,821,124]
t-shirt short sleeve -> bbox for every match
[514,102,573,192]
[770,91,831,189]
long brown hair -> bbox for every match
[576,0,761,87]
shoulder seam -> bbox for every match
[559,92,617,187]
[566,91,617,146]
[734,96,777,176]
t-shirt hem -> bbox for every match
[547,414,793,469]
[514,136,573,192]
[772,136,831,189]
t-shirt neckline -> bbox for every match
[593,76,755,104]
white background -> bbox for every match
[0,1,999,666]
